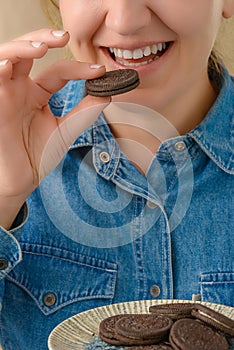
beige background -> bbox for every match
[0,1,234,75]
[0,0,65,76]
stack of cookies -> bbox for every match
[98,303,234,349]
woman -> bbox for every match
[0,1,233,349]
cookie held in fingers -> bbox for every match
[169,318,229,350]
[149,303,197,320]
[85,69,140,96]
[191,303,234,337]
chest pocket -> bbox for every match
[200,272,234,307]
[6,245,117,315]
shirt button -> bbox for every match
[99,151,110,163]
[147,201,158,209]
[43,293,56,307]
[150,285,161,298]
[174,141,186,151]
[0,258,8,270]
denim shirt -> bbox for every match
[0,69,233,350]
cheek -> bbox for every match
[59,0,104,42]
[151,0,222,39]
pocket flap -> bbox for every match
[200,272,234,307]
[6,247,117,315]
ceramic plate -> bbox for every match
[48,299,234,350]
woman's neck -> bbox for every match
[103,73,218,175]
[159,72,218,135]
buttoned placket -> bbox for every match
[92,121,181,300]
[68,108,201,301]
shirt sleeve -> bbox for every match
[0,204,28,343]
[0,203,28,281]
[0,228,22,280]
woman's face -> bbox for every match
[59,0,229,111]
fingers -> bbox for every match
[0,59,12,84]
[13,28,70,49]
[0,41,48,81]
[0,29,69,80]
[34,60,106,94]
[0,29,69,63]
[0,40,48,63]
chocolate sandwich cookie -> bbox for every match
[191,304,234,337]
[99,314,129,345]
[126,344,173,349]
[115,314,173,345]
[149,303,196,320]
[85,69,140,96]
[169,318,229,350]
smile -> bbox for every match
[108,42,172,67]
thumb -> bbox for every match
[39,95,110,181]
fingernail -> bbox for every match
[0,59,9,66]
[52,30,67,38]
[31,41,43,48]
[90,64,105,69]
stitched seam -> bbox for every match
[191,134,234,174]
[199,281,234,285]
[19,242,116,268]
[21,250,117,272]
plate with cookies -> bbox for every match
[48,299,234,350]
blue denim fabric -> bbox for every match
[0,69,233,349]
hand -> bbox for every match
[0,29,109,228]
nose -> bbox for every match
[105,0,151,36]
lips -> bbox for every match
[106,42,172,67]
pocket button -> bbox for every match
[150,284,161,298]
[0,258,8,270]
[43,292,57,307]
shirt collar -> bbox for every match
[50,67,234,174]
[189,68,234,174]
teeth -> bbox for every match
[109,42,167,60]
[158,43,163,51]
[143,46,151,57]
[151,44,158,54]
[123,50,133,59]
[117,49,123,58]
[133,48,143,59]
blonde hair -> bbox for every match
[41,0,223,76]
[40,0,62,29]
